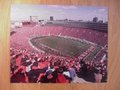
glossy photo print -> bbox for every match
[10,4,108,83]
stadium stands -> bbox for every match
[10,24,107,83]
[10,48,107,83]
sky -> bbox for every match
[11,4,108,22]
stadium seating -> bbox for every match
[10,25,107,83]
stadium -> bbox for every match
[10,15,108,83]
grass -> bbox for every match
[30,36,90,57]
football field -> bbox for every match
[30,35,91,57]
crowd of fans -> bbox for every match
[11,25,107,49]
[10,25,107,83]
[32,26,107,46]
[10,48,107,83]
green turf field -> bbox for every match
[30,36,91,57]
